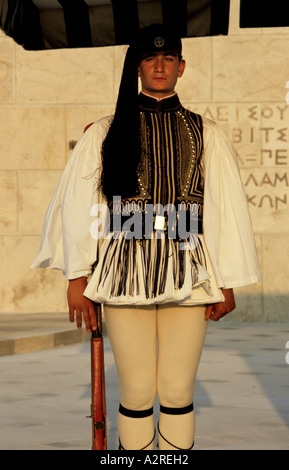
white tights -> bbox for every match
[104,303,207,450]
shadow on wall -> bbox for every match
[225,293,289,323]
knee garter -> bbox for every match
[118,404,155,450]
[158,402,195,450]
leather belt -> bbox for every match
[110,210,203,240]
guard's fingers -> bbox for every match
[75,309,83,329]
[204,305,213,320]
[211,307,233,322]
[210,311,223,322]
[68,306,75,324]
[88,306,98,332]
[82,309,93,333]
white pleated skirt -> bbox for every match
[84,232,224,306]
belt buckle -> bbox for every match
[154,215,166,231]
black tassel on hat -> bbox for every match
[100,45,140,201]
[100,24,182,201]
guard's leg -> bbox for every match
[104,304,157,450]
[157,303,207,450]
[118,405,155,450]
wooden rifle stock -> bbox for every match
[83,125,107,449]
[90,303,107,450]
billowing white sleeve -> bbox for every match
[202,118,261,289]
[31,117,109,280]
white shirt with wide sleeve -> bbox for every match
[31,117,110,280]
[202,117,260,289]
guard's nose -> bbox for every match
[154,56,165,72]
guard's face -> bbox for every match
[138,51,186,98]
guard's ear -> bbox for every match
[178,59,186,78]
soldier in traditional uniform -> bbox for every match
[32,25,260,450]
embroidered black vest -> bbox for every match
[110,92,204,236]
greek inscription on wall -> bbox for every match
[197,103,289,167]
[188,103,289,226]
[244,171,288,211]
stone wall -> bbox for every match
[0,0,289,321]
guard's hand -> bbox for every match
[205,288,236,321]
[67,277,97,332]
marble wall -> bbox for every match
[0,0,288,321]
